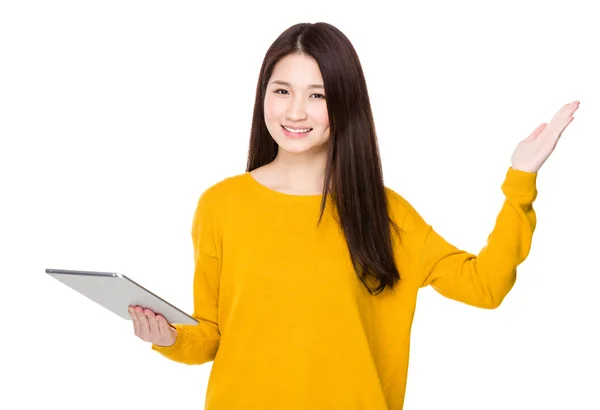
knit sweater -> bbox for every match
[152,167,537,409]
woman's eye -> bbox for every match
[273,89,325,99]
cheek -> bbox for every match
[310,105,329,129]
[264,96,284,123]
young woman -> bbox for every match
[128,22,579,409]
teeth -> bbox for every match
[283,126,311,133]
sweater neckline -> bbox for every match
[244,172,328,202]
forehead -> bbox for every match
[270,53,324,85]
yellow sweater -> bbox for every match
[152,167,537,409]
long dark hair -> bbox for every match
[246,22,402,295]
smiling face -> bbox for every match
[263,53,331,156]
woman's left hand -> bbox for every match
[511,100,580,173]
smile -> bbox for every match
[281,125,313,138]
[282,125,313,133]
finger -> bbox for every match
[157,315,177,345]
[156,315,171,338]
[129,306,141,336]
[136,307,151,341]
[549,101,579,125]
[552,112,576,136]
[554,116,575,145]
[527,123,547,140]
[544,103,578,141]
[145,309,159,339]
[555,101,578,118]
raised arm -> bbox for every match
[413,100,579,308]
[414,167,537,308]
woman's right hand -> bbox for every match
[128,305,178,347]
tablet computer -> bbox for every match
[45,268,199,325]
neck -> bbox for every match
[268,147,329,194]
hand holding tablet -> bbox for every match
[128,305,178,347]
[45,268,198,346]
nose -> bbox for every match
[285,96,308,122]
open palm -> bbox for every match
[511,100,580,173]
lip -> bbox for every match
[281,124,313,131]
[281,124,312,138]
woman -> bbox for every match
[128,22,578,409]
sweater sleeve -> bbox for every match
[414,167,537,309]
[151,188,221,364]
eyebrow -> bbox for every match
[269,80,324,90]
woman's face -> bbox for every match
[264,53,330,156]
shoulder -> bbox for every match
[197,172,249,203]
[192,172,250,221]
[383,186,433,278]
[384,186,428,233]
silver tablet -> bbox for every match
[46,268,199,325]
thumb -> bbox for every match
[525,122,547,141]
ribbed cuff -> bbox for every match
[501,167,538,201]
[151,324,190,356]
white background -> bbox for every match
[1,1,598,409]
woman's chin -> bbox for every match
[276,139,329,155]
